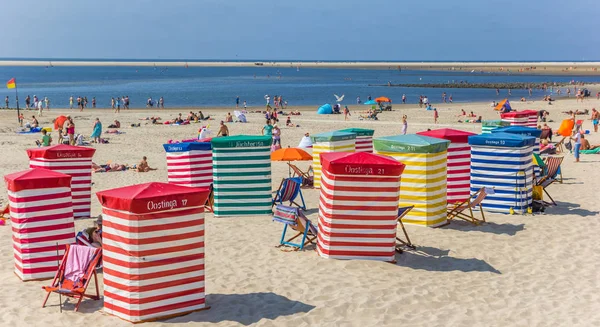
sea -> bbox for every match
[0,61,598,109]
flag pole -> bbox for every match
[14,80,20,124]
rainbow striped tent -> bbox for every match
[317,152,404,261]
[468,132,535,214]
[338,128,374,152]
[492,126,542,177]
[418,128,476,204]
[374,135,450,227]
[163,142,213,188]
[481,120,510,134]
[211,135,273,216]
[311,131,356,188]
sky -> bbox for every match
[1,0,598,61]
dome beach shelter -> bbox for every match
[4,169,75,281]
[418,128,476,204]
[468,133,535,214]
[27,144,96,219]
[492,126,542,177]
[374,135,450,227]
[96,182,210,323]
[211,135,273,217]
[338,128,375,153]
[317,152,405,261]
[481,120,510,134]
[311,131,356,188]
[163,142,213,188]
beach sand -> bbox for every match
[0,96,599,326]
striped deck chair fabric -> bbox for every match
[272,177,306,210]
[273,204,317,250]
[447,187,494,225]
[396,206,416,252]
[536,156,564,205]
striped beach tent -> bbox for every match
[211,135,273,217]
[374,135,450,227]
[317,152,405,261]
[4,169,75,281]
[501,111,529,127]
[468,132,535,214]
[338,128,375,153]
[311,131,356,188]
[418,128,476,204]
[27,145,95,219]
[163,142,213,188]
[520,110,539,128]
[481,120,510,134]
[97,182,210,323]
[492,126,542,177]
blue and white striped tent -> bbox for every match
[492,126,542,178]
[468,132,536,214]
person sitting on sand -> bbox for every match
[107,120,121,128]
[30,116,39,128]
[520,97,526,102]
[217,121,229,136]
[286,116,294,127]
[226,112,234,123]
[540,139,557,154]
[78,217,102,248]
[469,111,476,117]
[458,109,466,116]
[137,156,157,172]
[35,129,52,147]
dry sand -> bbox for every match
[0,96,600,327]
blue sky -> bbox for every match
[1,0,598,61]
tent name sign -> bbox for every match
[55,151,85,158]
[231,141,268,148]
[344,165,386,175]
[146,199,183,211]
[483,139,507,146]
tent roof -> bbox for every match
[311,131,356,143]
[211,135,272,148]
[417,128,476,143]
[163,141,211,152]
[468,132,536,147]
[317,104,333,114]
[96,182,210,214]
[492,126,542,138]
[320,152,405,177]
[4,168,72,192]
[338,128,375,137]
[27,144,96,160]
[373,134,450,154]
[494,99,511,111]
[501,111,529,118]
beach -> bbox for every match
[0,96,599,327]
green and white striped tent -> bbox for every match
[211,135,273,217]
[481,120,510,134]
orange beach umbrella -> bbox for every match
[53,115,68,130]
[375,96,391,103]
[271,147,312,176]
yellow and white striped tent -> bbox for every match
[374,135,450,227]
[311,131,356,188]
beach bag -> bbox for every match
[532,185,544,201]
[564,141,572,151]
[271,144,281,152]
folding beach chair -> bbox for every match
[554,137,566,154]
[536,155,564,205]
[288,163,314,187]
[273,204,318,250]
[447,188,494,225]
[396,206,416,253]
[205,183,214,212]
[273,177,306,210]
[42,244,102,312]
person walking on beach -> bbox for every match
[591,108,599,133]
[37,101,43,116]
[356,96,361,104]
[243,100,247,109]
[217,121,229,136]
[401,115,408,135]
[125,96,129,109]
[496,88,500,96]
[5,96,8,109]
[44,97,49,110]
[508,89,512,96]
[402,94,406,104]
[92,97,96,108]
[25,95,30,109]
[159,97,164,109]
[433,108,439,124]
[236,96,240,108]
[84,97,88,108]
[449,95,453,103]
[65,116,75,145]
[418,95,423,108]
[567,88,571,97]
[343,105,351,120]
[69,96,73,109]
[572,129,581,163]
[262,120,273,137]
[442,92,447,103]
[116,97,121,113]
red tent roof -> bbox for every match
[27,144,96,160]
[417,128,476,143]
[96,182,210,214]
[320,152,405,177]
[519,110,538,116]
[4,168,72,192]
[500,111,529,118]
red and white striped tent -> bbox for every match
[520,110,539,128]
[27,145,95,219]
[500,111,529,127]
[163,142,213,188]
[338,128,375,153]
[97,182,210,323]
[4,169,75,281]
[417,128,476,204]
[317,152,405,262]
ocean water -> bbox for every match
[0,65,597,109]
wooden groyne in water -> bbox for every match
[368,82,591,89]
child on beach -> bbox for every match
[434,108,439,124]
[35,129,52,147]
[343,106,350,120]
[401,115,408,135]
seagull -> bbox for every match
[334,94,345,102]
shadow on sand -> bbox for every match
[396,246,501,274]
[444,221,525,236]
[550,201,599,217]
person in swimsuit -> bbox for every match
[590,108,599,133]
[137,156,157,172]
[217,121,229,136]
[272,124,281,145]
[401,115,408,135]
[65,116,75,145]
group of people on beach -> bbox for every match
[70,96,96,111]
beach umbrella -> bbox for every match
[363,100,376,105]
[271,147,312,176]
[532,152,546,170]
[375,96,391,103]
[53,115,68,130]
[234,110,247,123]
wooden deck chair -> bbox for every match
[554,137,566,154]
[205,183,214,212]
[447,188,494,225]
[396,206,416,253]
[42,244,102,312]
[536,155,564,205]
[288,163,314,187]
[273,177,306,210]
[273,204,318,250]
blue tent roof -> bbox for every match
[317,104,333,114]
[163,141,212,152]
[468,132,536,148]
[491,126,542,138]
